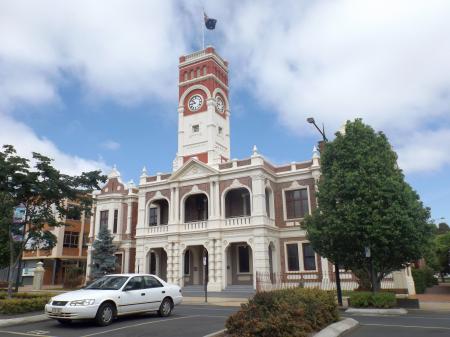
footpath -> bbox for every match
[410,283,450,311]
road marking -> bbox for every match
[362,323,450,330]
[0,331,55,337]
[182,307,236,312]
[26,331,50,335]
[80,315,198,337]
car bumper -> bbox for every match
[173,295,183,306]
[45,303,100,320]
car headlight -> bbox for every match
[48,297,53,305]
[69,299,95,306]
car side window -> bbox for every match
[143,276,163,288]
[125,276,144,291]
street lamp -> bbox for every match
[306,117,342,307]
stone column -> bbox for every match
[136,194,146,230]
[252,232,270,290]
[86,245,93,282]
[172,242,180,286]
[32,262,45,290]
[167,243,174,284]
[124,247,130,273]
[251,175,266,217]
[126,201,132,235]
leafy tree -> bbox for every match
[305,119,433,291]
[437,222,450,235]
[0,145,105,297]
[432,232,450,281]
[90,226,117,279]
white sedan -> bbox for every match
[45,274,182,326]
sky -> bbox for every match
[0,0,449,224]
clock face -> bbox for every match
[216,96,225,113]
[188,94,203,111]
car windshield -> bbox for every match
[85,276,129,290]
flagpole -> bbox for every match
[202,10,205,50]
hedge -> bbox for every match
[349,292,396,308]
[0,293,53,314]
[412,267,437,294]
[225,288,339,337]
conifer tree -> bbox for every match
[90,226,117,279]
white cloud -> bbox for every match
[0,0,188,109]
[213,0,450,172]
[1,0,450,174]
[396,129,450,173]
[0,112,108,175]
[100,140,121,151]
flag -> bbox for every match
[204,12,217,30]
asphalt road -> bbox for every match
[344,310,450,337]
[0,304,237,337]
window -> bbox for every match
[149,207,158,226]
[184,72,188,81]
[302,243,316,271]
[190,70,194,79]
[113,209,118,233]
[197,68,201,77]
[184,250,190,275]
[218,126,223,135]
[285,189,309,219]
[125,276,144,291]
[99,210,108,229]
[63,231,79,248]
[203,66,207,76]
[265,188,271,218]
[192,124,199,133]
[143,276,163,288]
[238,245,250,273]
[286,243,300,271]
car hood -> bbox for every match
[51,289,118,302]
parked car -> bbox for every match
[45,273,182,326]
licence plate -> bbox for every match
[52,308,62,314]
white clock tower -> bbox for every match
[173,47,231,171]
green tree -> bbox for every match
[437,222,450,235]
[0,145,105,297]
[433,232,450,281]
[304,119,433,291]
[90,226,117,279]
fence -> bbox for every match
[256,271,395,292]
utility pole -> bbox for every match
[306,117,343,307]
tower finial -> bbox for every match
[252,145,258,156]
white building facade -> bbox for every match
[87,47,415,294]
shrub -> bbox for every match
[0,295,51,314]
[349,292,396,308]
[225,288,339,337]
[412,269,427,294]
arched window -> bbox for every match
[190,70,194,79]
[184,194,208,222]
[265,188,273,218]
[197,68,201,77]
[184,72,188,81]
[148,199,169,226]
[225,188,251,218]
[203,66,207,76]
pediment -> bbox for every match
[170,158,218,181]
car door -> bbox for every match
[119,276,146,314]
[142,276,166,310]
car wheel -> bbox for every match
[158,298,173,317]
[57,319,72,325]
[95,302,115,326]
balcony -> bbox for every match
[136,215,275,237]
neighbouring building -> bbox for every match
[87,47,415,294]
[22,200,90,286]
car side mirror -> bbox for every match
[123,284,133,291]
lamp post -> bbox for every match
[306,117,343,307]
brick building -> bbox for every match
[22,201,90,286]
[87,47,415,294]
